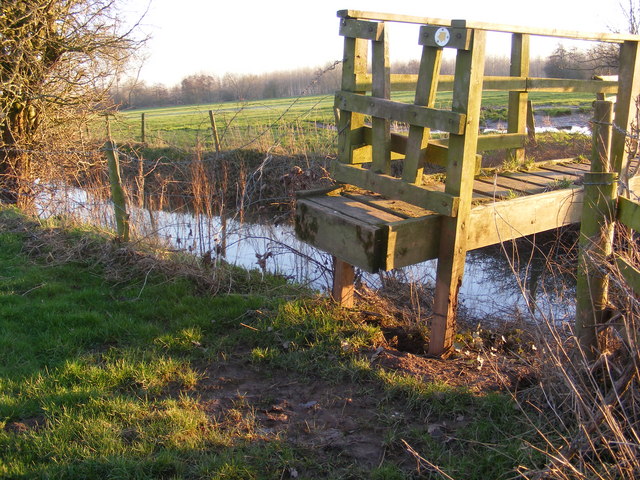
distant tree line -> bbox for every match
[110,48,619,110]
[110,63,343,109]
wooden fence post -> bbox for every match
[507,33,530,164]
[575,172,617,358]
[105,118,130,242]
[429,26,486,357]
[141,112,146,144]
[526,100,536,144]
[575,101,616,358]
[332,257,355,308]
[209,110,221,153]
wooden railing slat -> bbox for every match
[355,74,619,93]
[617,196,640,231]
[403,45,443,183]
[335,91,466,133]
[338,9,640,42]
[615,256,640,294]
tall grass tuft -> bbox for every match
[519,225,639,480]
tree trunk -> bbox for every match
[0,106,36,209]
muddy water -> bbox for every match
[36,185,576,324]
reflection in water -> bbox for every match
[36,185,575,324]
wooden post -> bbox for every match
[575,104,616,359]
[575,172,617,359]
[209,110,221,153]
[429,26,486,357]
[591,101,613,172]
[526,100,536,144]
[371,24,391,174]
[402,44,443,184]
[507,33,530,165]
[141,112,146,144]
[332,257,355,307]
[336,19,369,165]
[105,118,130,242]
[611,40,640,187]
[329,17,371,305]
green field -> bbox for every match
[105,90,595,153]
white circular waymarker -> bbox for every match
[434,27,451,47]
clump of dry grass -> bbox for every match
[519,228,639,480]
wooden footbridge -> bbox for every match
[294,10,640,357]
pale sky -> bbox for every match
[124,0,631,86]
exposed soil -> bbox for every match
[3,415,47,435]
[195,342,536,473]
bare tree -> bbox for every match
[620,0,640,34]
[0,0,145,206]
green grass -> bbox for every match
[101,90,595,152]
[0,207,548,479]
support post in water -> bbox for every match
[209,110,221,153]
[104,117,130,242]
[332,257,355,308]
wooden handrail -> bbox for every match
[338,9,640,43]
[354,74,619,93]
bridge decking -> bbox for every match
[296,159,592,274]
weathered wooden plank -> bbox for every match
[526,169,582,183]
[467,187,584,250]
[501,171,551,187]
[471,179,514,199]
[335,91,466,134]
[477,133,526,151]
[617,196,640,231]
[616,256,640,295]
[487,176,544,194]
[540,163,588,177]
[431,27,487,357]
[432,133,526,152]
[371,25,391,174]
[295,185,344,198]
[526,78,619,93]
[403,45,443,183]
[570,162,593,172]
[295,197,386,272]
[339,18,385,40]
[311,195,404,224]
[483,173,546,194]
[333,162,460,217]
[337,9,640,42]
[356,127,451,167]
[343,192,434,218]
[386,215,442,269]
[507,33,530,165]
[337,36,369,165]
[355,74,618,94]
[419,26,472,50]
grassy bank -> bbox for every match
[0,207,548,479]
